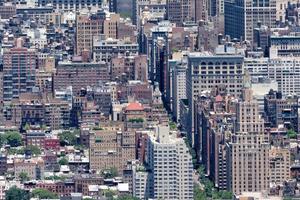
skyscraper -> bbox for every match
[146,126,194,200]
[226,78,270,194]
[3,38,36,104]
[225,0,276,43]
[186,52,244,146]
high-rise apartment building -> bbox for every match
[225,0,276,43]
[3,38,36,104]
[146,126,193,200]
[186,52,244,146]
[167,0,194,25]
[194,87,236,189]
[76,13,105,55]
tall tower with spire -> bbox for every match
[227,70,270,194]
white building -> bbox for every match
[245,57,300,96]
[146,126,193,200]
[132,165,149,199]
[93,38,139,63]
[132,0,167,25]
[171,61,187,122]
[251,77,278,113]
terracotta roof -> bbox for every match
[125,102,144,111]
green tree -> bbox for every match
[19,172,29,183]
[287,129,297,139]
[220,191,233,199]
[0,134,6,147]
[5,131,22,147]
[45,175,67,181]
[169,121,177,130]
[24,123,30,131]
[31,188,58,199]
[25,145,41,155]
[8,147,25,155]
[5,186,30,200]
[59,131,77,146]
[58,157,68,165]
[102,167,118,178]
[104,190,117,200]
[194,184,206,200]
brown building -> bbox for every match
[118,20,137,43]
[76,14,105,55]
[89,123,136,173]
[269,147,291,185]
[104,13,120,39]
[14,158,45,180]
[111,54,148,82]
[81,102,102,126]
[54,60,109,93]
[74,174,104,195]
[117,81,153,104]
[194,88,236,190]
[167,0,194,26]
[32,180,75,196]
[24,130,46,148]
[8,93,70,130]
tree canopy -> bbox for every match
[25,145,41,155]
[5,186,30,200]
[59,130,78,146]
[31,188,58,199]
[287,129,297,139]
[58,157,69,165]
[19,172,29,183]
[4,131,23,147]
[102,167,119,178]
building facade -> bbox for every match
[225,0,276,43]
[187,53,244,146]
[146,126,193,200]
